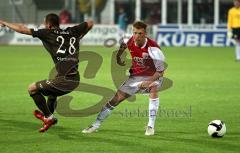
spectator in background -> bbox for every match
[144,5,161,25]
[59,9,72,24]
[118,8,128,37]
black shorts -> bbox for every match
[36,74,79,96]
[232,28,240,40]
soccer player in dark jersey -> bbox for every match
[82,21,165,136]
[0,13,93,132]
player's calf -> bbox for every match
[47,96,57,114]
[28,82,38,95]
[28,82,52,118]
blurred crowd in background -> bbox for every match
[0,0,233,26]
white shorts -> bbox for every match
[118,76,163,96]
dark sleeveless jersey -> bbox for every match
[31,22,88,76]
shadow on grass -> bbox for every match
[94,128,240,152]
[0,118,39,132]
[1,118,239,152]
[0,117,140,147]
[156,130,240,152]
[0,117,68,134]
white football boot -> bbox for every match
[82,125,99,133]
[145,126,155,136]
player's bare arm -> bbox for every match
[116,42,127,66]
[139,71,164,89]
[0,20,32,35]
[0,20,6,27]
[86,20,94,29]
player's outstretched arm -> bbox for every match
[0,20,32,35]
[78,20,94,39]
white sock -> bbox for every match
[147,98,159,128]
[92,104,114,127]
[44,114,53,120]
[236,42,240,60]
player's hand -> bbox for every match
[138,81,152,89]
[227,31,232,38]
[0,20,6,27]
[116,55,125,66]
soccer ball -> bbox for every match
[207,120,226,138]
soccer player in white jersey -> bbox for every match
[82,21,165,136]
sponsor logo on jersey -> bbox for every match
[133,53,149,66]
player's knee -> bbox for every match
[150,85,158,92]
[28,83,38,95]
[109,91,128,106]
[150,90,158,99]
[108,94,120,106]
[150,86,158,99]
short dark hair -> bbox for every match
[133,21,147,30]
[45,13,60,27]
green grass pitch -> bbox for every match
[0,45,240,153]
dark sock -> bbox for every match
[47,96,57,114]
[30,93,51,117]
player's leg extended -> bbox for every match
[145,85,160,136]
[82,90,131,133]
[28,83,51,118]
[235,39,240,61]
[95,90,131,123]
